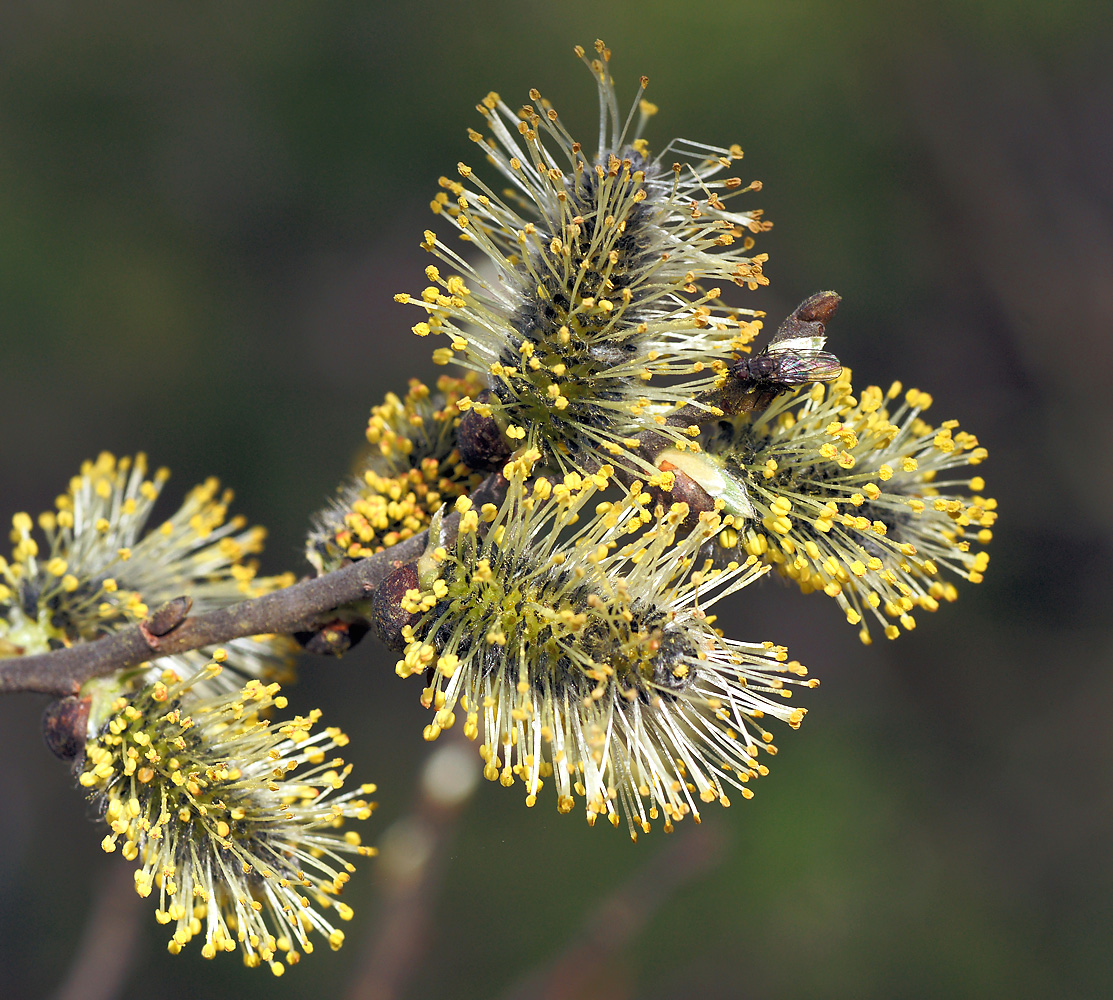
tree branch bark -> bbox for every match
[0,515,457,698]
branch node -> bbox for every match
[138,596,193,650]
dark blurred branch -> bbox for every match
[345,738,478,1000]
[0,510,464,697]
[49,862,142,1000]
[499,821,727,1000]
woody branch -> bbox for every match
[0,510,462,698]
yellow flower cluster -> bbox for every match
[0,452,294,685]
[705,370,995,642]
[80,655,376,974]
[397,40,769,475]
[306,375,483,572]
[396,450,814,838]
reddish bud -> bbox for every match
[295,619,369,657]
[457,393,512,472]
[372,563,421,652]
[42,695,90,761]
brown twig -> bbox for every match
[48,862,143,1000]
[344,736,479,1000]
[498,820,727,1000]
[0,510,463,698]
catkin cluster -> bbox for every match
[0,39,993,974]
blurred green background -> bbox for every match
[2,1,1111,998]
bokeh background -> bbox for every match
[1,2,1111,998]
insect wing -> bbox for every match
[771,350,843,385]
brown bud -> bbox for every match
[144,595,193,636]
[372,563,421,652]
[775,291,841,345]
[42,695,90,761]
[138,595,193,650]
[294,619,370,657]
[457,393,512,472]
[794,290,841,325]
